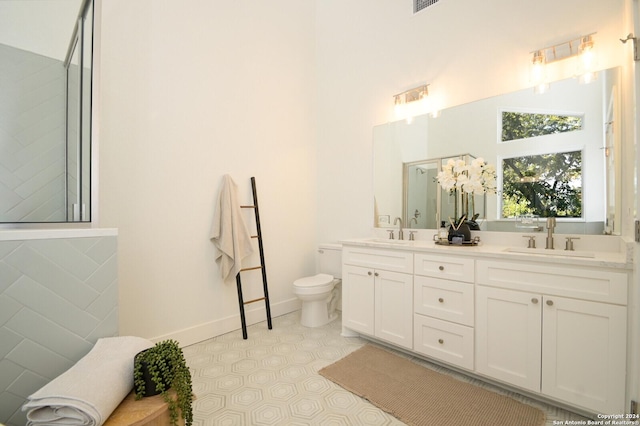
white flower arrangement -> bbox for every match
[436,157,497,195]
[437,157,497,229]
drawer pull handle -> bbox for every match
[438,298,444,303]
[438,266,444,271]
[367,271,372,276]
[374,272,379,277]
[438,339,444,344]
[531,298,538,304]
[546,300,554,306]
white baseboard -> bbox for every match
[151,298,302,347]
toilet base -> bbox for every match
[300,300,338,328]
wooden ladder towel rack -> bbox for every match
[236,177,272,339]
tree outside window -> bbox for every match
[501,111,582,142]
[501,151,582,218]
[500,111,583,218]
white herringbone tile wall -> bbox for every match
[0,43,67,222]
[0,236,118,426]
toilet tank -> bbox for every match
[317,243,342,279]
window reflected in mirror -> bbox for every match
[501,111,583,142]
[502,151,582,219]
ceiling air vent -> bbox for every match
[414,0,440,13]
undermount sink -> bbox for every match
[366,238,414,245]
[504,247,595,258]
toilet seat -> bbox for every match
[293,273,335,295]
[294,273,333,288]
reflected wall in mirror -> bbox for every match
[373,67,621,235]
[403,159,438,229]
[0,0,93,223]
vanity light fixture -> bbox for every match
[530,33,597,92]
[394,84,430,122]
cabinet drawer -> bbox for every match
[476,260,628,305]
[414,276,474,326]
[343,246,413,273]
[414,315,474,370]
[414,253,474,283]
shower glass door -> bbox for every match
[65,1,92,222]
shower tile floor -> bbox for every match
[183,311,590,425]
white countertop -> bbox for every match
[340,235,633,270]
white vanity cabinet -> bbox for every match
[342,246,413,349]
[475,259,628,414]
[340,239,632,416]
[413,254,475,370]
[475,285,542,391]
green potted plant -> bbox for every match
[133,339,193,426]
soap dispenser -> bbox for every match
[438,221,448,241]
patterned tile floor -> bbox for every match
[183,311,590,425]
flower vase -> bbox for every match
[448,222,471,243]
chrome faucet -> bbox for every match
[394,217,404,240]
[545,217,556,249]
[409,217,418,228]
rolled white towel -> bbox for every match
[23,336,153,426]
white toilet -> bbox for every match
[293,243,342,327]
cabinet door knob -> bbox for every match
[438,266,444,271]
[374,272,379,277]
[546,300,554,306]
[438,297,444,303]
[438,339,444,344]
[531,298,538,304]
[367,271,372,276]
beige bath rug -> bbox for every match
[319,344,545,426]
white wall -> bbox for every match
[97,0,632,349]
[315,0,628,243]
[628,0,640,413]
[98,1,317,344]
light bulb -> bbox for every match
[531,50,548,94]
[577,35,597,84]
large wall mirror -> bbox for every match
[0,0,94,223]
[373,67,621,235]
